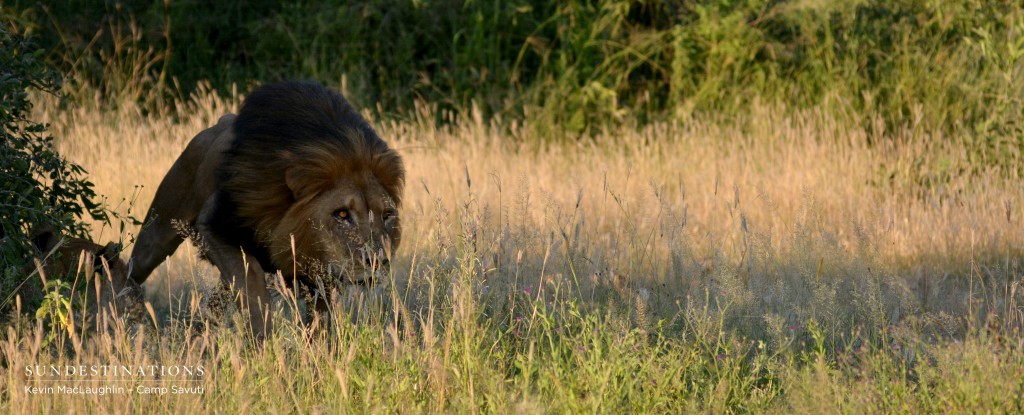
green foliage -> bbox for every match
[9,0,1024,160]
[0,24,107,313]
[35,277,74,347]
[6,1,1022,165]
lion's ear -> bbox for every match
[285,167,315,200]
[281,151,310,200]
[30,225,58,253]
[98,242,122,262]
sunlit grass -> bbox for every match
[2,89,1022,413]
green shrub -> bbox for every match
[7,1,1022,172]
[0,24,107,314]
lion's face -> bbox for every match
[273,174,401,285]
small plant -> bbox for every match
[35,278,74,348]
[0,24,108,315]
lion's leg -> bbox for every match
[128,118,229,284]
[207,244,273,341]
[128,215,186,284]
[305,290,333,339]
[197,200,274,341]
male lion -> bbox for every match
[128,81,404,340]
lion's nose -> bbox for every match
[365,256,390,269]
[361,249,390,270]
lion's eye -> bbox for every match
[383,210,397,222]
[334,209,352,222]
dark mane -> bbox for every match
[211,80,405,272]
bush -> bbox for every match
[0,24,107,313]
[8,1,1023,172]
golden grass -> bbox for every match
[46,90,1023,302]
[2,88,1021,413]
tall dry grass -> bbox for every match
[2,88,1022,413]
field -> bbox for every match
[0,84,1021,413]
[3,2,1024,412]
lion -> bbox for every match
[128,80,405,340]
[19,226,143,322]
